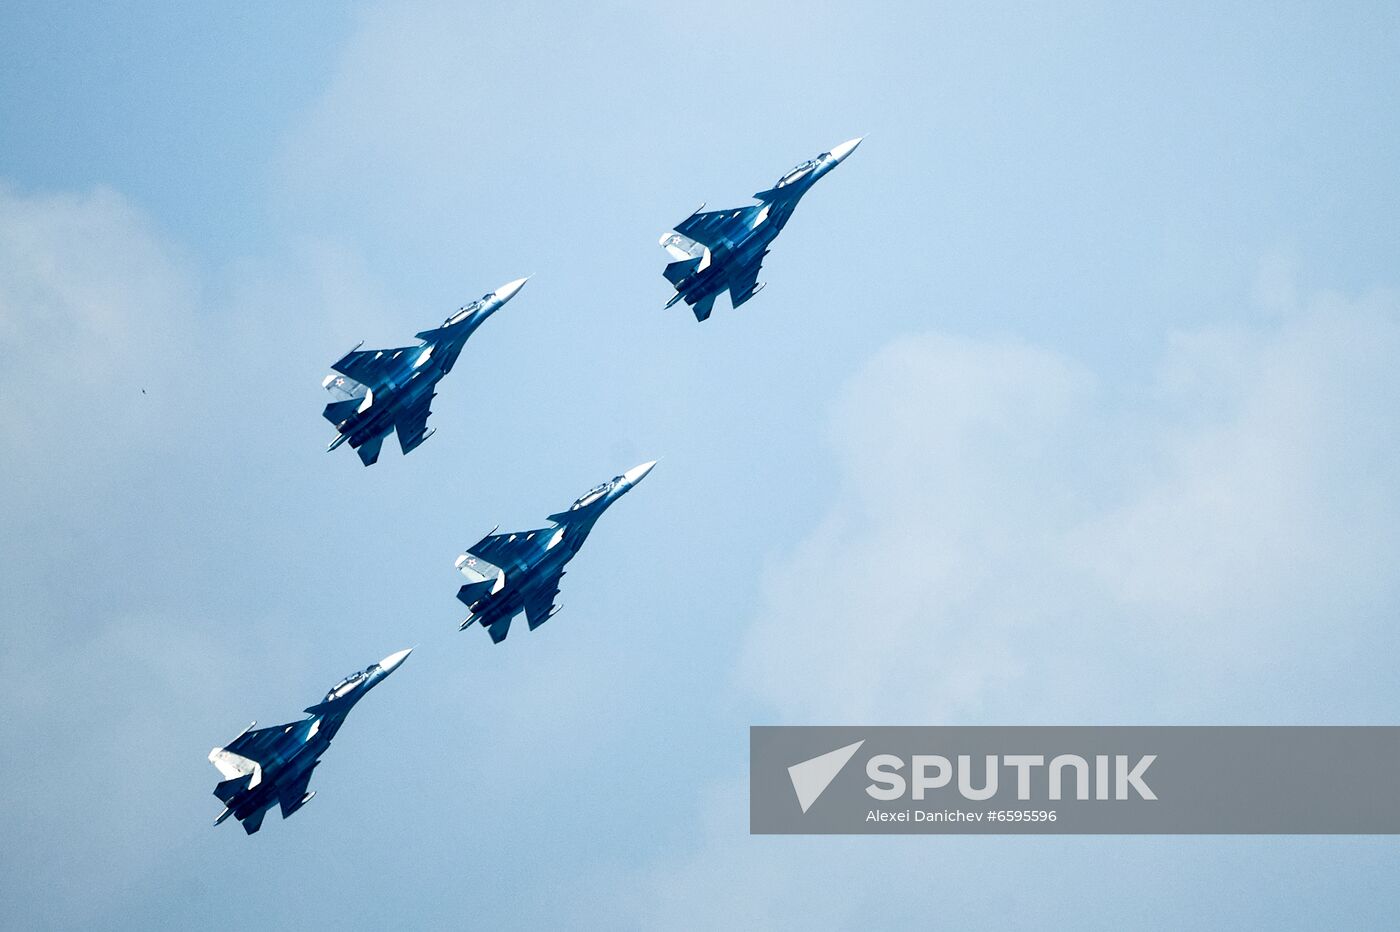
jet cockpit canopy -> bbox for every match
[324,667,372,702]
[570,480,616,511]
[775,159,818,188]
[441,293,491,328]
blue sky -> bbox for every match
[2,2,1399,928]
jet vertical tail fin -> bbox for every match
[456,579,497,608]
[663,256,702,286]
[322,397,361,426]
[213,774,251,804]
[455,550,505,607]
[414,324,454,342]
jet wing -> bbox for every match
[525,570,565,631]
[211,722,299,788]
[674,205,763,248]
[727,253,767,308]
[222,724,291,762]
[331,346,416,390]
[468,528,552,575]
[277,764,318,818]
[394,393,436,454]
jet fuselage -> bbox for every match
[455,462,657,642]
[209,649,411,834]
[214,714,343,828]
[330,327,472,449]
[661,138,861,318]
[322,277,529,465]
[669,188,803,308]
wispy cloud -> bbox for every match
[608,279,1400,927]
[739,284,1400,725]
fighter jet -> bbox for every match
[658,137,863,321]
[208,648,412,835]
[322,277,529,465]
[455,461,657,643]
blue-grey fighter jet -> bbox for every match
[658,137,863,321]
[455,461,657,643]
[208,648,412,835]
[322,277,529,465]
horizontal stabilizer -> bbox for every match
[692,293,716,322]
[663,256,702,286]
[323,397,361,426]
[487,617,513,643]
[356,432,385,467]
[242,806,267,835]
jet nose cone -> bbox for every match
[622,460,658,486]
[494,276,531,304]
[829,136,863,163]
[377,648,413,674]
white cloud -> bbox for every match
[613,283,1400,927]
[739,287,1400,726]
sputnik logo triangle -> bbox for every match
[787,740,865,813]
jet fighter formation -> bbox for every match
[322,277,529,465]
[455,461,657,643]
[212,136,863,833]
[659,137,862,320]
[210,649,412,834]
